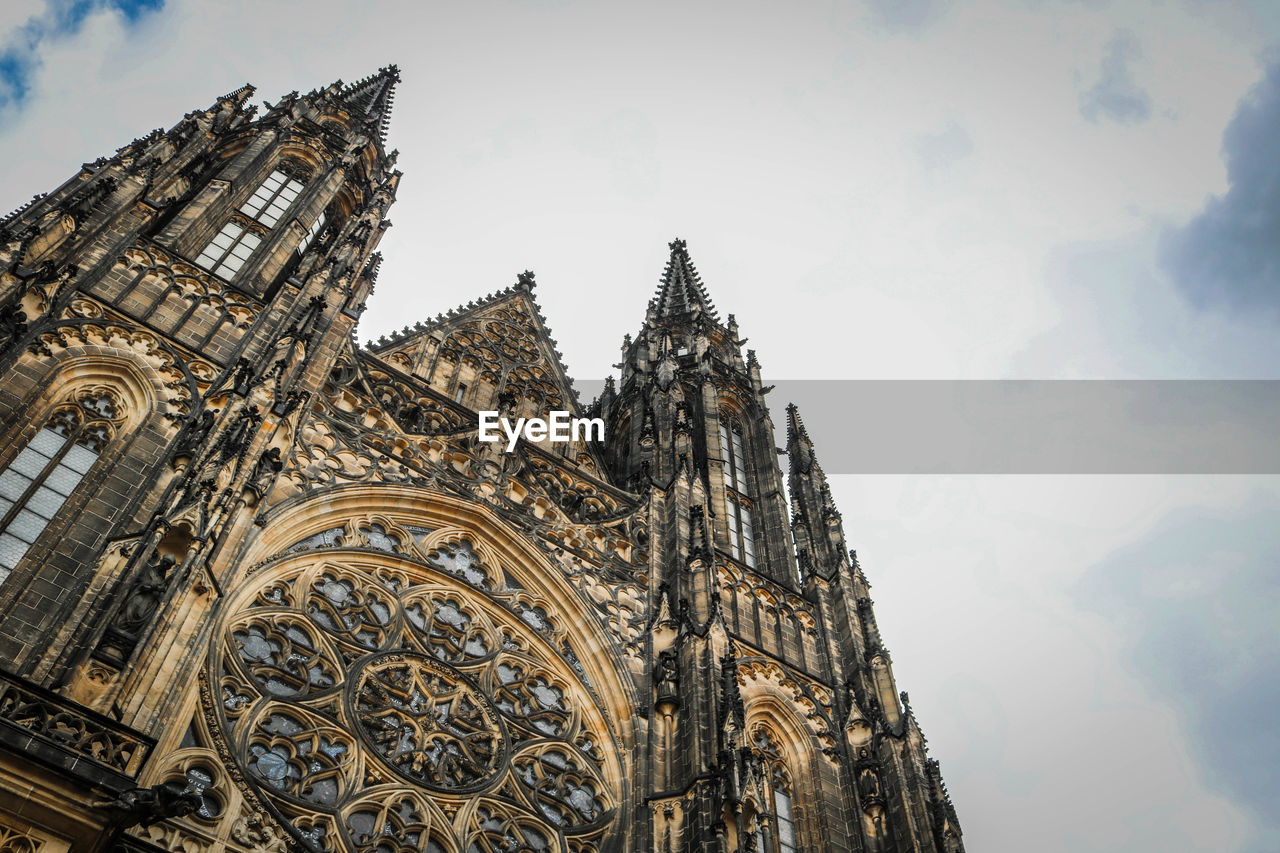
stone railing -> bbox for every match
[0,670,153,777]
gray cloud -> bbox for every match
[1161,59,1280,316]
[864,0,951,35]
[1074,500,1280,851]
[912,120,974,172]
[1079,28,1152,123]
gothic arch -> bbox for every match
[247,485,641,707]
[17,319,199,424]
[216,483,639,853]
[742,690,835,853]
[0,349,174,669]
[275,138,333,176]
[15,352,161,432]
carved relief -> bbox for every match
[23,319,195,424]
[0,671,153,775]
[96,242,262,356]
[737,657,839,760]
[205,551,620,853]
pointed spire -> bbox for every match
[787,401,848,575]
[650,238,719,323]
[786,402,820,478]
[337,64,400,144]
[720,641,745,733]
[785,402,812,448]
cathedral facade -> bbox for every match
[0,68,964,853]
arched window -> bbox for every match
[720,418,755,567]
[0,390,120,585]
[195,165,310,280]
[298,209,326,254]
[751,726,800,853]
[772,766,798,853]
[239,168,305,227]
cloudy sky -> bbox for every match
[3,1,1278,850]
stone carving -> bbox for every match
[353,652,505,791]
[0,671,152,774]
[0,825,44,853]
[110,554,177,638]
[654,647,680,710]
[92,780,202,828]
[208,555,617,853]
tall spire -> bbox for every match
[650,238,719,323]
[787,402,846,578]
[785,402,813,452]
[337,64,400,144]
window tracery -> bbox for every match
[749,725,801,853]
[0,388,123,584]
[209,541,617,853]
[720,419,755,567]
[195,167,308,280]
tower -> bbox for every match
[0,73,963,853]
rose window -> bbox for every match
[352,652,504,791]
[209,542,617,853]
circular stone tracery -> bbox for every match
[352,652,506,792]
[209,545,619,853]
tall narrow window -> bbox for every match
[240,169,304,227]
[298,211,326,254]
[195,167,307,281]
[751,727,801,853]
[0,392,119,585]
[194,221,261,279]
[720,419,755,567]
[773,770,797,853]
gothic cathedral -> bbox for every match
[0,68,965,853]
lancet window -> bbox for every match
[195,166,308,280]
[721,419,756,567]
[751,726,800,853]
[0,390,121,584]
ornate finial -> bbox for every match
[516,270,536,290]
[653,238,718,322]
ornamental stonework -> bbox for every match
[208,548,618,853]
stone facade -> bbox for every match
[0,68,965,853]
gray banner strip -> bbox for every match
[571,380,1280,474]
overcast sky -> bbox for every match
[3,1,1278,850]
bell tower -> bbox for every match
[605,238,796,587]
[604,240,966,852]
[0,66,400,731]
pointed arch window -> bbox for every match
[298,210,326,254]
[195,166,308,280]
[751,726,801,853]
[194,220,261,279]
[0,391,120,585]
[772,767,798,853]
[720,419,755,567]
[239,169,305,227]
